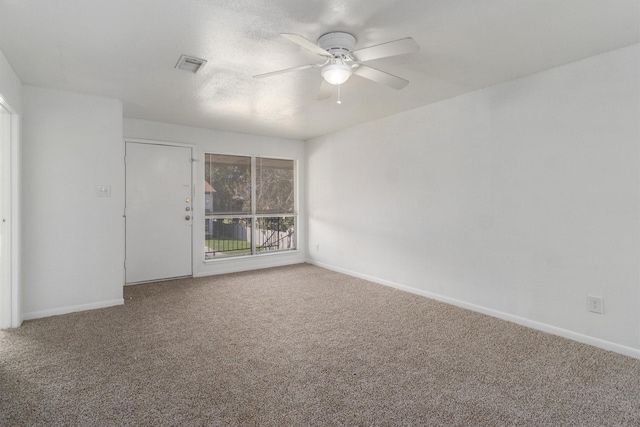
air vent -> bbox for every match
[175,55,207,74]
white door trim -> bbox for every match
[0,94,20,328]
[124,137,195,149]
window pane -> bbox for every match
[204,154,297,261]
[205,218,252,259]
[256,158,294,214]
[256,217,296,253]
[205,154,251,214]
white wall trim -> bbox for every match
[23,298,124,321]
[10,113,20,327]
[124,137,196,149]
[196,255,305,277]
[0,95,21,328]
[306,259,640,360]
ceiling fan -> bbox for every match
[253,32,419,100]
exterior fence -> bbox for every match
[205,217,295,259]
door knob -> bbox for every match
[185,207,191,211]
[185,215,191,220]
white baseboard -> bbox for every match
[23,298,124,321]
[306,259,640,360]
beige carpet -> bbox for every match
[1,263,639,426]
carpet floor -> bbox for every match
[1,263,639,426]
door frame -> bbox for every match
[124,138,196,284]
[0,94,20,328]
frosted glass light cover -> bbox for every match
[322,62,353,85]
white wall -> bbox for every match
[22,86,124,318]
[306,44,640,357]
[123,119,306,277]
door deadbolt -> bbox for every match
[185,207,191,211]
[185,215,191,220]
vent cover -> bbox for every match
[175,55,207,73]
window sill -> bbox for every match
[203,249,300,263]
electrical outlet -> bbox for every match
[588,295,603,314]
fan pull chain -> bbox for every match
[337,85,342,104]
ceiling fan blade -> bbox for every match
[352,37,419,62]
[354,65,409,90]
[253,64,316,79]
[317,79,332,100]
[281,33,333,58]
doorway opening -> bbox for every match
[0,98,17,329]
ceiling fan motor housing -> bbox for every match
[318,32,357,57]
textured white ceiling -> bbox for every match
[0,0,638,140]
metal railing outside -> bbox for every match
[204,216,296,259]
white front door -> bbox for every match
[125,142,193,284]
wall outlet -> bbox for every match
[588,295,603,314]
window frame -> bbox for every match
[204,154,298,261]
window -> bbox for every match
[204,154,296,259]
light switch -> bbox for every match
[96,185,111,197]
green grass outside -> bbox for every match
[205,238,252,254]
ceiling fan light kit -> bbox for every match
[322,59,353,85]
[254,31,419,100]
